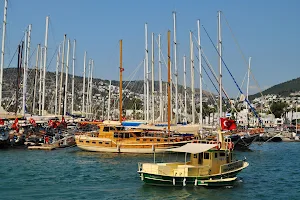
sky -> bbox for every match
[2,0,300,97]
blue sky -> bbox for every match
[3,0,300,97]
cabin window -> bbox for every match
[143,139,147,141]
[103,127,110,132]
[86,141,90,143]
[157,139,161,142]
[214,153,218,158]
[114,133,119,138]
[136,138,140,141]
[79,140,83,143]
[193,154,197,158]
[105,142,109,145]
[164,139,168,142]
[92,141,96,144]
[124,133,130,138]
[150,139,153,142]
[110,127,116,131]
[98,142,102,144]
[204,152,210,159]
[220,152,225,157]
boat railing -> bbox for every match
[220,160,244,174]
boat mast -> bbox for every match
[71,39,76,114]
[82,51,86,115]
[33,44,40,114]
[197,19,203,128]
[63,39,70,116]
[90,59,94,115]
[119,39,123,123]
[86,59,91,116]
[15,43,23,115]
[38,47,44,115]
[55,44,61,115]
[183,55,187,120]
[0,0,7,109]
[190,31,195,124]
[145,23,149,122]
[143,58,146,120]
[218,11,222,121]
[59,34,66,115]
[246,57,251,127]
[158,34,163,122]
[173,11,178,124]
[22,28,28,116]
[108,80,111,121]
[42,16,49,116]
[167,30,171,134]
[151,32,155,123]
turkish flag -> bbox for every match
[220,118,237,131]
[0,118,4,125]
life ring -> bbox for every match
[216,142,222,150]
[228,142,234,150]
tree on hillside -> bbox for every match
[270,101,288,118]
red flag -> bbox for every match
[11,118,19,132]
[220,118,237,131]
[29,118,37,126]
[0,118,4,125]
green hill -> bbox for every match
[249,77,300,100]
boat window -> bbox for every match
[105,142,109,145]
[198,153,203,164]
[143,139,147,141]
[110,127,116,131]
[204,152,210,159]
[220,152,225,157]
[103,127,110,132]
[124,133,130,138]
[116,126,124,131]
[92,141,96,144]
[164,139,168,142]
[214,153,218,158]
[114,132,119,138]
[157,139,160,142]
[150,139,153,142]
[86,141,90,143]
[98,141,102,144]
[136,138,140,141]
[79,140,83,143]
[193,154,197,158]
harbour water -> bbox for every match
[1,142,299,200]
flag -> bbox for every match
[120,67,124,72]
[11,118,19,132]
[0,118,4,125]
[220,117,237,131]
[29,118,37,127]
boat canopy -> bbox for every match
[166,143,217,154]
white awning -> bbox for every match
[166,143,217,154]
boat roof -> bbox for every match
[166,143,217,154]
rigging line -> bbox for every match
[123,59,143,91]
[6,33,26,69]
[221,12,267,104]
[202,25,263,125]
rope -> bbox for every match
[202,25,262,125]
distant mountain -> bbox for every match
[249,77,300,100]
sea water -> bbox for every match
[1,142,299,200]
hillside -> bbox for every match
[249,77,300,100]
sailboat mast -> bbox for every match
[246,57,251,109]
[197,19,203,127]
[167,30,171,134]
[86,59,91,116]
[0,0,7,108]
[42,16,49,116]
[59,34,66,115]
[90,60,94,115]
[22,29,28,116]
[33,44,40,114]
[71,39,76,114]
[173,11,178,123]
[64,39,70,116]
[55,45,61,115]
[158,34,163,122]
[190,31,195,124]
[108,80,111,121]
[143,58,146,120]
[119,39,123,123]
[82,51,86,115]
[15,43,23,115]
[218,11,222,121]
[183,55,187,119]
[38,47,44,115]
[151,32,155,123]
[145,23,149,122]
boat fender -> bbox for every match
[217,142,222,150]
[173,178,175,186]
[117,145,120,152]
[152,145,155,152]
[183,178,186,186]
[194,179,197,186]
